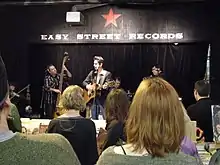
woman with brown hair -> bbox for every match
[97,77,202,165]
[47,85,98,165]
[99,89,129,153]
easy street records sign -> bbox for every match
[40,32,184,43]
[39,8,186,43]
[76,33,183,40]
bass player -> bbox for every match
[83,56,112,120]
[42,64,72,119]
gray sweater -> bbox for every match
[97,146,202,165]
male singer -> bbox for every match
[83,56,112,120]
[43,64,71,119]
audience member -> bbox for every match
[48,85,98,165]
[187,80,214,142]
[7,103,22,132]
[0,56,80,165]
[97,77,202,165]
[98,89,129,154]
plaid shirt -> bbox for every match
[43,74,60,105]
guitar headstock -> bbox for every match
[107,80,118,87]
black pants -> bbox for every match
[44,103,56,119]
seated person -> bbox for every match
[0,56,80,165]
[47,85,98,165]
[7,103,22,132]
[187,80,214,142]
[98,89,129,154]
[97,77,202,165]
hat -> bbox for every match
[0,56,8,106]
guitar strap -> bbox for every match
[92,70,98,84]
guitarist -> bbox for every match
[83,56,112,120]
[42,64,72,119]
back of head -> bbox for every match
[105,89,129,122]
[126,77,185,157]
[59,85,86,111]
[194,80,210,97]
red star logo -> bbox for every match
[102,8,121,27]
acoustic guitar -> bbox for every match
[83,80,118,104]
[53,53,69,118]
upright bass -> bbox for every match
[53,53,69,118]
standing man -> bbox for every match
[83,56,112,120]
[42,64,71,119]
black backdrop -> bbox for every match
[0,2,218,116]
[29,43,208,114]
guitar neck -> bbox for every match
[92,81,116,90]
[59,72,64,90]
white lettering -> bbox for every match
[55,34,62,40]
[84,34,91,39]
[160,33,168,39]
[176,33,183,39]
[41,32,184,41]
[99,34,106,39]
[40,34,69,40]
[77,34,84,40]
[145,34,151,39]
[47,35,54,40]
[41,35,47,40]
[152,33,160,39]
[167,33,175,39]
[91,34,99,40]
[137,33,144,40]
[76,34,121,40]
[62,34,69,40]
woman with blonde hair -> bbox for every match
[97,77,202,165]
[48,85,98,165]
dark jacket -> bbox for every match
[82,69,112,88]
[187,98,214,142]
[82,69,112,102]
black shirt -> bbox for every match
[151,73,166,80]
[102,120,126,152]
[47,117,98,165]
[187,98,214,142]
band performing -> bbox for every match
[40,53,164,120]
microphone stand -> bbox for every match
[40,87,44,109]
[40,86,45,118]
[10,84,30,100]
[93,70,99,120]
